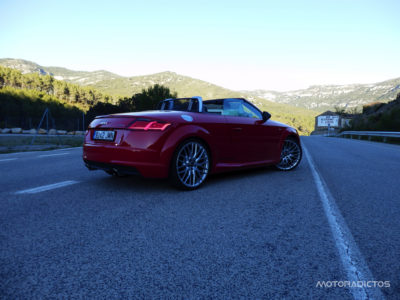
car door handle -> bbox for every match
[233,127,242,131]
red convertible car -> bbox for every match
[83,97,302,189]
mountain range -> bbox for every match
[1,58,399,113]
[0,58,240,98]
[243,78,400,112]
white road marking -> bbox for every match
[38,152,69,158]
[303,145,384,300]
[53,147,82,151]
[15,180,79,194]
[0,158,18,162]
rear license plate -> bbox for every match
[93,130,115,141]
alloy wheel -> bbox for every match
[276,139,301,171]
[175,141,209,188]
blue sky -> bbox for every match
[1,0,399,91]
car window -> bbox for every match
[222,99,262,119]
[159,98,199,112]
[203,100,224,115]
[173,99,199,112]
[222,99,243,117]
[242,102,262,119]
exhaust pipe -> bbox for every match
[85,163,96,171]
[113,168,124,177]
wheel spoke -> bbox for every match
[183,170,191,184]
[193,143,198,158]
[192,169,196,185]
[190,143,195,157]
[195,148,204,161]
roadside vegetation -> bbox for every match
[86,84,177,121]
[0,66,115,110]
[0,66,176,130]
[0,66,316,135]
[341,93,400,132]
[0,86,84,131]
[0,135,84,153]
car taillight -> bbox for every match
[128,120,171,131]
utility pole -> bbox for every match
[31,108,49,146]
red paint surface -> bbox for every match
[83,107,300,178]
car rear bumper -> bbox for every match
[83,143,169,178]
[84,159,140,176]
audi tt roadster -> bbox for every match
[83,97,302,189]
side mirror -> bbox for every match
[262,111,271,122]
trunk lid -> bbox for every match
[89,116,135,129]
[89,111,184,129]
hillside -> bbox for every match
[0,59,247,98]
[0,58,122,87]
[347,93,400,131]
[3,59,399,115]
[0,58,318,134]
[243,78,400,112]
[0,65,115,111]
[94,71,239,98]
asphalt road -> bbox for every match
[0,137,399,299]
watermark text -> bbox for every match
[316,281,390,288]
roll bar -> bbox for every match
[160,96,203,112]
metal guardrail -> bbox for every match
[337,131,400,142]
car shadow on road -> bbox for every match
[84,164,292,194]
[84,157,308,194]
[207,166,276,183]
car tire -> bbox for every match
[275,137,302,171]
[170,139,210,190]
